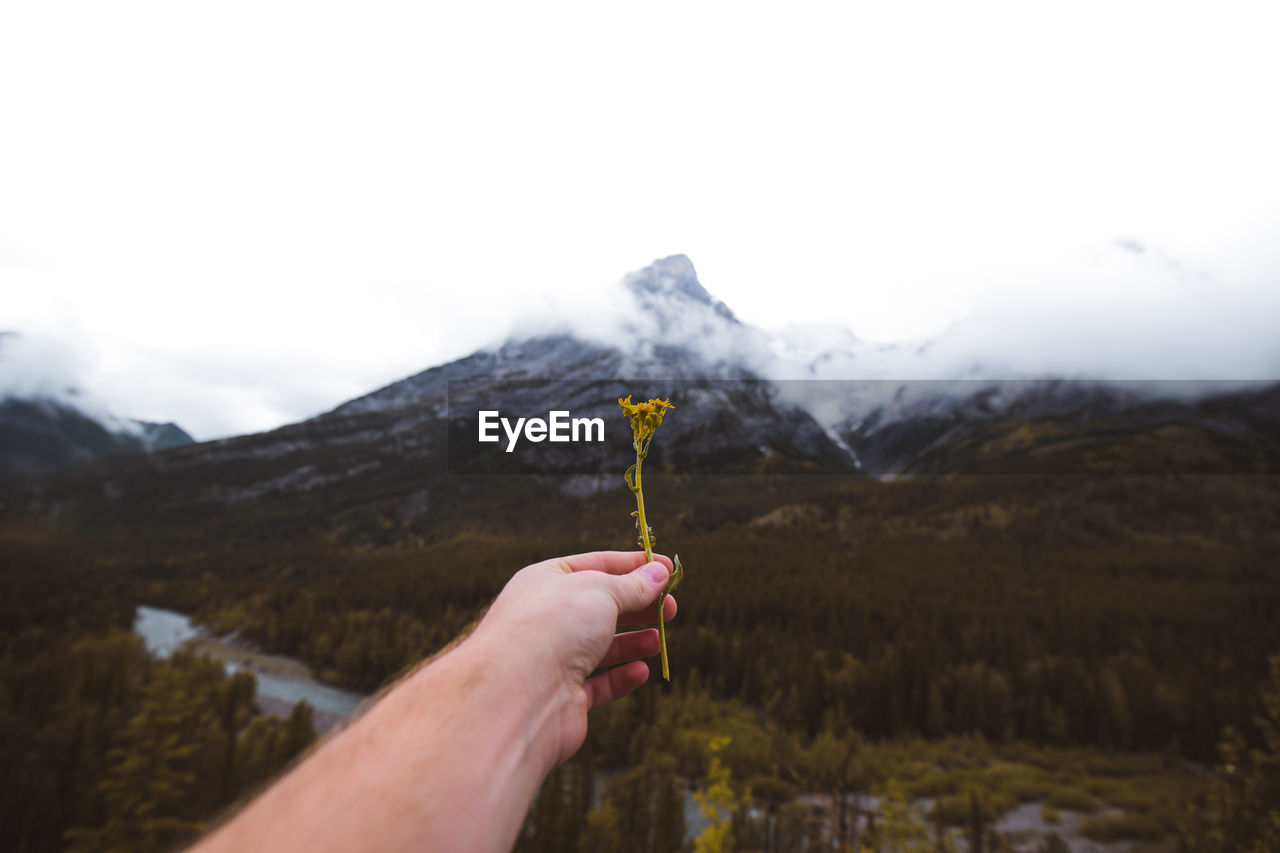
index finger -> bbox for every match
[551,550,674,576]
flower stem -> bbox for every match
[633,452,653,562]
[657,594,670,681]
[631,448,669,680]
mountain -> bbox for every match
[135,420,196,451]
[333,259,849,479]
[0,395,194,479]
[829,378,1280,476]
[3,256,856,518]
[5,259,1277,853]
[0,329,195,478]
[4,255,1277,519]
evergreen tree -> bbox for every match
[278,701,315,767]
[652,753,687,853]
[64,662,209,853]
[1180,654,1280,852]
[925,682,946,738]
[966,791,985,853]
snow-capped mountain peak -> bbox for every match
[623,254,739,331]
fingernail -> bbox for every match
[641,562,669,583]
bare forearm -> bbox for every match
[194,633,562,853]
[192,550,672,853]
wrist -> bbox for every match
[328,630,567,851]
[194,630,561,853]
[460,621,571,775]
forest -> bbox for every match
[2,459,1279,850]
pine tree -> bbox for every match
[1180,654,1280,852]
[64,662,209,853]
[277,701,315,767]
[925,681,946,738]
[652,753,686,853]
[967,791,985,853]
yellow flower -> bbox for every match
[618,395,675,438]
[617,392,684,682]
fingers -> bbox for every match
[618,594,677,628]
[585,660,649,710]
[607,560,670,615]
[553,551,674,576]
[597,628,660,670]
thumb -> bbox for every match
[610,560,669,614]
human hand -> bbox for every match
[188,551,678,853]
[469,550,679,768]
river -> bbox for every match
[133,605,367,732]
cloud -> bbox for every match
[0,330,86,400]
[0,325,370,441]
[909,242,1280,382]
[4,5,1279,440]
[6,234,1278,445]
[739,238,1280,384]
[489,240,1280,394]
[0,330,141,434]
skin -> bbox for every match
[191,550,677,853]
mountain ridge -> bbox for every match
[0,395,194,479]
[3,255,1277,513]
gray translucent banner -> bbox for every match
[444,379,1280,476]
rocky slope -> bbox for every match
[4,255,1277,518]
[0,396,193,479]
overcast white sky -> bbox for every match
[3,2,1279,439]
